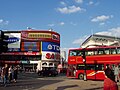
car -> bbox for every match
[38,68,58,77]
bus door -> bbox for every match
[95,64,104,80]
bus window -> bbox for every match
[77,64,85,70]
[70,50,77,56]
[86,65,95,70]
[110,48,117,54]
[86,49,98,56]
[69,50,82,56]
[117,48,120,54]
[86,50,94,56]
[94,50,98,55]
[96,64,104,70]
[98,49,105,55]
[104,48,110,54]
[76,51,82,56]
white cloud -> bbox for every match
[73,35,89,45]
[61,48,69,52]
[91,15,113,22]
[99,22,105,25]
[70,22,77,26]
[88,1,94,5]
[96,27,120,37]
[48,22,65,27]
[0,19,9,25]
[61,47,77,53]
[72,27,120,46]
[48,23,55,27]
[71,27,120,47]
[0,19,4,23]
[94,2,100,6]
[60,1,66,6]
[57,5,86,14]
[59,22,65,26]
[75,0,83,4]
[87,1,100,6]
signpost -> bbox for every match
[82,48,87,81]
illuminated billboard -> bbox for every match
[42,51,60,61]
[21,30,60,43]
[42,42,60,52]
[21,42,40,51]
[5,33,21,51]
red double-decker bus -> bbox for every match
[67,46,120,80]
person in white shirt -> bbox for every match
[114,64,119,82]
[8,66,13,83]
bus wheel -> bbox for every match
[78,73,84,80]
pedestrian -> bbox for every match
[13,66,18,82]
[104,68,118,90]
[0,66,2,82]
[8,65,13,83]
[114,64,119,82]
[1,64,9,87]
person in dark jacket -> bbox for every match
[13,66,18,82]
[104,67,118,90]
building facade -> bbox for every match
[81,34,120,48]
[0,30,60,71]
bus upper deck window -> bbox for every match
[77,52,82,56]
[70,51,76,56]
[111,49,116,54]
[98,51,104,55]
[104,49,110,54]
[70,53,74,56]
[117,48,120,54]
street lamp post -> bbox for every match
[82,49,87,81]
[83,58,87,81]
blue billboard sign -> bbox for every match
[6,37,19,44]
[42,42,60,52]
[5,33,21,52]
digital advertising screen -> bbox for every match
[42,42,60,53]
[5,33,21,51]
[21,42,40,51]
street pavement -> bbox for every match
[36,79,104,90]
[0,72,120,90]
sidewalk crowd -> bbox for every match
[0,64,18,87]
[103,64,120,90]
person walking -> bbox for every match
[114,64,119,82]
[0,66,2,82]
[8,65,13,83]
[13,66,18,82]
[1,64,9,87]
[104,68,118,90]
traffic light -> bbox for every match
[0,30,9,53]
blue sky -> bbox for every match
[0,0,120,52]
